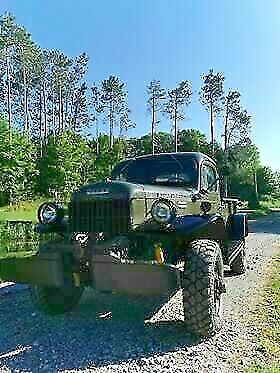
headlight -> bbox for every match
[38,202,64,225]
[151,200,175,224]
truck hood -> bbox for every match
[75,180,196,201]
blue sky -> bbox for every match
[1,0,279,170]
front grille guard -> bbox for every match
[70,198,130,236]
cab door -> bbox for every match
[200,162,221,215]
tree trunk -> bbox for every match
[52,92,55,135]
[109,100,113,149]
[96,119,99,154]
[151,95,155,155]
[23,67,29,137]
[61,94,64,131]
[39,89,43,157]
[43,81,47,141]
[210,102,214,153]
[254,171,259,205]
[72,91,79,132]
[174,103,178,152]
[59,86,64,131]
[224,101,229,196]
[6,52,12,140]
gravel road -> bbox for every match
[0,214,279,373]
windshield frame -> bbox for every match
[111,155,199,189]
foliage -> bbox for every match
[164,80,192,152]
[0,116,38,205]
[38,131,87,200]
[257,166,276,197]
[226,143,260,207]
[178,129,210,153]
[146,80,165,153]
[0,12,278,211]
[99,75,130,147]
[88,135,126,181]
[200,68,224,151]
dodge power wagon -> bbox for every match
[0,152,248,337]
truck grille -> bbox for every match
[70,198,130,235]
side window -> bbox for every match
[201,164,218,192]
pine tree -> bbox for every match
[99,75,129,148]
[164,80,192,152]
[147,80,165,154]
[200,69,224,153]
[0,13,18,136]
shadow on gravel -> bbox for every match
[0,288,201,371]
[248,213,280,235]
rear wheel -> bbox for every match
[182,239,225,337]
[30,280,84,315]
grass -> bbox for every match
[247,198,280,219]
[245,255,280,372]
[0,250,36,260]
[0,200,45,222]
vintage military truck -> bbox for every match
[0,152,248,337]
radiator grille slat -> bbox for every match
[71,198,129,235]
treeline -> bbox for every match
[0,13,279,207]
[0,13,251,149]
[1,116,280,207]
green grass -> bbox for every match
[247,198,280,219]
[245,256,280,372]
[0,199,44,222]
[0,250,36,260]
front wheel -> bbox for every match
[182,239,225,337]
[30,281,84,315]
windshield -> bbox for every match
[111,155,198,188]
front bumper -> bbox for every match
[0,250,64,287]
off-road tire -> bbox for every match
[182,239,225,337]
[30,282,84,315]
[230,240,246,275]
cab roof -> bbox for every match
[121,152,216,166]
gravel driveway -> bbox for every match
[0,214,279,373]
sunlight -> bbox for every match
[0,346,32,360]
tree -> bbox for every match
[178,129,209,153]
[272,171,280,198]
[257,166,275,197]
[200,69,225,152]
[119,106,135,139]
[164,80,192,152]
[223,90,251,195]
[14,27,41,137]
[223,90,241,151]
[227,109,251,146]
[38,131,87,200]
[227,143,260,207]
[0,116,38,205]
[0,13,18,135]
[146,80,165,154]
[67,52,89,132]
[90,84,102,153]
[88,135,126,181]
[99,75,128,148]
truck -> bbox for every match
[0,152,248,337]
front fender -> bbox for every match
[174,214,227,241]
[227,213,248,240]
[34,218,69,235]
